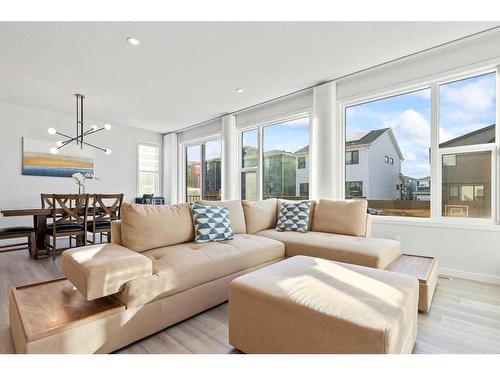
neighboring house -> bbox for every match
[263,150,297,198]
[439,124,494,218]
[344,128,404,200]
[411,176,431,201]
[294,145,309,197]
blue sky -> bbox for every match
[346,72,496,178]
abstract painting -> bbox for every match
[22,137,94,178]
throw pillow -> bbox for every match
[276,201,311,233]
[191,204,234,243]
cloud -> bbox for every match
[440,74,496,129]
[384,109,431,178]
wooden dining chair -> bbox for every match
[46,194,89,259]
[0,226,37,257]
[87,193,124,244]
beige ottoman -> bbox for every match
[229,255,419,354]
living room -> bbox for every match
[1,1,500,373]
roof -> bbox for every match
[346,128,389,147]
[439,124,495,148]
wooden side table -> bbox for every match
[9,278,125,353]
[385,254,438,313]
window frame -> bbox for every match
[136,141,161,197]
[237,112,311,201]
[339,65,499,225]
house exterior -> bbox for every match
[439,124,494,218]
[294,146,309,197]
[344,128,404,200]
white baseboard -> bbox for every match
[438,266,500,285]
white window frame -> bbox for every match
[180,135,222,203]
[339,65,499,226]
[237,112,311,200]
[137,141,162,197]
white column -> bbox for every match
[310,82,337,200]
[163,132,178,204]
[221,115,238,200]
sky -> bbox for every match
[346,72,496,178]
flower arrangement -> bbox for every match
[72,172,100,194]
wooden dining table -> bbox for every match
[1,207,88,258]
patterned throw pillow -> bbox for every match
[191,204,234,243]
[276,201,311,233]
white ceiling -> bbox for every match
[1,22,499,133]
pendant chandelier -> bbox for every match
[47,94,112,155]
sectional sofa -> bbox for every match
[10,198,404,353]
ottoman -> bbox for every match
[229,255,419,354]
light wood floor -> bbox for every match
[1,248,500,354]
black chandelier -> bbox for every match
[47,94,112,155]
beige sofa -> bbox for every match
[12,198,402,353]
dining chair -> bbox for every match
[42,193,79,247]
[0,226,37,257]
[87,193,124,244]
[46,194,89,259]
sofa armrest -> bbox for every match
[365,214,372,238]
[61,243,153,301]
[111,220,122,245]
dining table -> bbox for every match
[1,207,88,258]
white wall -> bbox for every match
[0,101,163,228]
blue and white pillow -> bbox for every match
[276,201,311,233]
[191,204,234,243]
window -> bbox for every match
[138,143,160,196]
[240,116,310,201]
[345,150,359,165]
[185,139,222,202]
[442,154,456,167]
[441,151,492,218]
[449,186,459,200]
[297,156,307,169]
[345,88,431,217]
[439,72,496,219]
[299,183,309,197]
[345,181,363,198]
[186,145,201,202]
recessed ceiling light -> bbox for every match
[236,88,244,93]
[126,37,141,46]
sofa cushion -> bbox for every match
[276,201,311,233]
[277,199,316,230]
[191,204,234,243]
[242,198,277,234]
[61,243,153,300]
[256,229,400,269]
[117,234,285,307]
[198,200,246,234]
[120,203,194,252]
[312,199,368,237]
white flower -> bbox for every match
[72,173,85,185]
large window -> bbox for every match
[439,72,496,219]
[344,70,497,221]
[240,116,310,201]
[185,139,222,202]
[345,88,431,217]
[138,143,160,196]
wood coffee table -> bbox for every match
[385,254,438,313]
